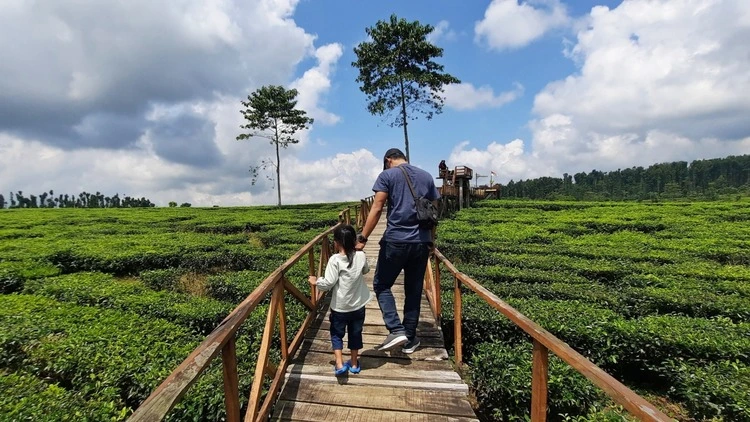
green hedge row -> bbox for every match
[0,294,266,421]
[444,293,750,371]
[0,370,128,421]
[457,275,749,323]
[468,341,605,421]
[23,272,233,335]
[664,359,750,420]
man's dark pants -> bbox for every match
[373,241,430,341]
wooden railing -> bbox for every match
[129,224,338,422]
[338,207,352,225]
[355,195,375,228]
[422,250,673,422]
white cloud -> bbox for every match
[535,0,750,138]
[0,0,321,149]
[291,43,344,126]
[0,132,382,206]
[448,139,545,184]
[453,0,750,183]
[428,20,457,44]
[444,82,524,110]
[475,0,570,50]
[530,0,750,172]
[0,1,354,206]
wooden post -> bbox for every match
[245,283,280,421]
[221,337,240,422]
[531,339,549,422]
[434,259,442,318]
[276,281,289,360]
[423,259,433,310]
[458,184,464,210]
[315,237,329,303]
[308,249,318,306]
[454,275,462,366]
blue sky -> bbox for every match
[1,0,748,206]
[291,0,621,163]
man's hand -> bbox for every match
[355,233,367,251]
[307,275,317,286]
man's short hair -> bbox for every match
[383,148,406,170]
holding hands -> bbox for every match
[355,232,367,251]
[308,275,318,286]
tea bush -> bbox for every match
[0,203,349,420]
[438,200,750,420]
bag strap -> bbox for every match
[397,166,418,200]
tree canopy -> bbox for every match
[353,14,460,162]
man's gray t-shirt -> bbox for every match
[372,164,440,243]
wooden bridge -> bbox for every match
[272,213,477,421]
[129,197,673,422]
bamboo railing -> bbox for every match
[129,223,339,422]
[422,251,673,421]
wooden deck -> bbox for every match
[272,216,478,421]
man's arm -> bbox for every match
[355,191,388,250]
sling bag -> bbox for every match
[398,166,438,229]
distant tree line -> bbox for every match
[497,155,750,201]
[0,191,156,209]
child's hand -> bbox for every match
[307,276,317,286]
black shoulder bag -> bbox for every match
[398,166,438,229]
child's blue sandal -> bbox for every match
[334,362,349,376]
[346,360,361,374]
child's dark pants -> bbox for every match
[329,307,366,350]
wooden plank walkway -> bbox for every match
[272,215,478,421]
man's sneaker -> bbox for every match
[402,337,421,354]
[377,332,408,351]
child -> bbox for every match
[308,224,370,375]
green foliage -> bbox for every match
[0,370,128,421]
[22,272,232,335]
[0,261,60,293]
[664,359,750,420]
[352,14,460,161]
[469,342,604,421]
[139,268,183,291]
[499,154,750,201]
[0,203,348,420]
[438,200,750,420]
[3,190,155,208]
[0,295,199,416]
[205,270,269,304]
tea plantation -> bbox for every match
[2,200,748,421]
[0,204,347,421]
[437,200,750,421]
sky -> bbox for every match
[1,0,749,206]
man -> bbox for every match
[356,148,440,353]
